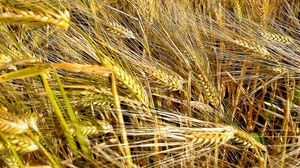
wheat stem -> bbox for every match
[111,73,133,168]
[40,73,79,155]
[53,69,89,155]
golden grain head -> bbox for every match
[107,22,136,39]
[0,107,35,134]
[0,9,70,30]
[261,31,293,44]
[0,135,38,154]
[145,65,185,90]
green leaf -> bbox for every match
[250,133,265,145]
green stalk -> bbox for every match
[40,73,79,155]
[53,69,89,155]
[27,131,61,168]
[0,65,49,82]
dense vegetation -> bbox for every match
[0,0,299,167]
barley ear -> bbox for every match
[0,9,70,30]
[143,65,185,90]
[106,22,136,39]
[261,31,293,44]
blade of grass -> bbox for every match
[53,63,110,75]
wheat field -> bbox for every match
[0,0,299,167]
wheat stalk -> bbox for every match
[111,73,134,168]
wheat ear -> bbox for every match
[112,65,148,105]
[183,126,236,145]
[233,38,270,56]
[0,135,38,154]
[196,71,220,108]
[232,38,283,71]
[232,129,268,167]
[0,107,37,134]
[76,90,114,107]
[143,65,185,90]
[260,31,293,44]
[0,9,70,30]
[73,25,148,105]
[233,0,243,21]
[69,120,113,137]
[106,22,136,39]
[126,126,236,147]
[101,57,148,105]
[232,129,267,151]
[136,0,155,23]
[74,89,147,112]
[53,63,110,76]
